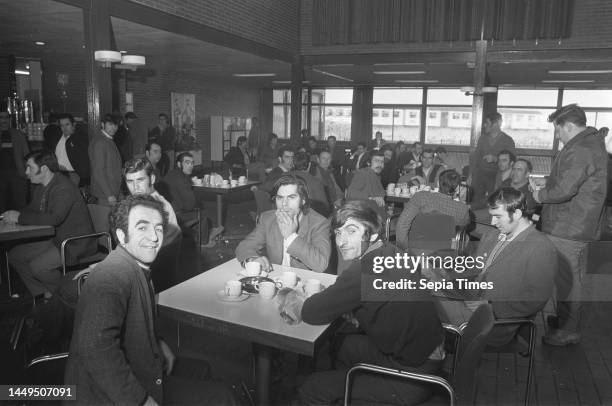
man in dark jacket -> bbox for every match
[44,113,90,187]
[4,151,96,298]
[279,201,444,405]
[65,195,234,405]
[223,135,252,178]
[534,104,608,346]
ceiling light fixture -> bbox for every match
[373,71,426,75]
[548,70,612,74]
[272,80,291,84]
[118,55,146,71]
[373,62,424,66]
[94,50,122,67]
[541,80,595,83]
[311,68,353,82]
[15,69,30,76]
[35,41,45,46]
[394,79,438,83]
[460,86,498,96]
[233,73,277,77]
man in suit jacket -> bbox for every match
[437,188,557,346]
[415,149,444,187]
[65,195,234,405]
[346,150,386,219]
[89,114,122,206]
[43,113,90,187]
[236,174,331,272]
[367,131,387,151]
[293,151,331,217]
[4,151,96,298]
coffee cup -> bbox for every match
[238,176,247,184]
[258,281,277,299]
[281,271,297,288]
[203,174,210,184]
[387,183,395,191]
[230,179,238,187]
[244,261,261,277]
[222,179,229,187]
[305,279,323,297]
[225,280,242,298]
[394,187,401,196]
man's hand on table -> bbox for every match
[1,210,20,224]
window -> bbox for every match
[372,88,422,142]
[272,89,308,139]
[425,89,472,146]
[563,90,612,136]
[310,88,353,141]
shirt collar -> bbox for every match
[101,129,113,140]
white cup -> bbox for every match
[244,261,261,277]
[394,187,401,196]
[305,279,323,297]
[238,176,247,184]
[230,179,238,187]
[222,179,229,186]
[387,183,395,191]
[258,281,277,299]
[225,280,242,298]
[281,271,297,288]
[203,174,210,184]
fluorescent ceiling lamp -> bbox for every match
[373,62,424,66]
[373,71,426,75]
[541,80,595,83]
[272,80,291,84]
[395,79,438,83]
[233,73,276,77]
[318,64,354,67]
[548,70,612,74]
[94,50,122,67]
[15,69,30,76]
[311,68,353,83]
[121,55,146,66]
[460,86,498,93]
[35,41,45,46]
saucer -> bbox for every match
[216,290,250,302]
[273,276,302,290]
[240,276,275,294]
[237,269,270,278]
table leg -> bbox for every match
[253,344,272,406]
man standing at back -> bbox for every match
[89,114,122,206]
[534,104,608,346]
[148,113,177,167]
[470,112,516,207]
[125,112,149,159]
[45,113,90,188]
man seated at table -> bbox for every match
[278,200,444,405]
[258,146,295,193]
[396,169,471,251]
[65,195,235,405]
[123,158,180,243]
[145,141,165,181]
[293,151,331,217]
[437,187,557,346]
[311,149,343,208]
[236,174,331,272]
[224,135,264,179]
[159,152,224,248]
[415,149,444,187]
[4,151,96,299]
[501,158,537,214]
[346,150,386,218]
[493,149,516,190]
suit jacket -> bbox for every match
[89,132,122,202]
[346,168,385,201]
[235,209,331,272]
[160,168,196,213]
[415,164,444,186]
[18,173,96,263]
[44,128,90,183]
[477,226,557,345]
[65,247,164,405]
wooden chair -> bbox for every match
[343,303,495,406]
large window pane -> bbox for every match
[498,108,555,149]
[273,89,290,104]
[563,90,612,108]
[373,88,422,104]
[586,111,612,129]
[427,88,472,105]
[498,89,558,107]
[311,88,353,104]
[372,108,420,142]
[425,107,471,145]
[273,105,290,139]
[323,106,351,140]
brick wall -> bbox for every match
[122,63,260,165]
[127,0,298,53]
[301,0,612,55]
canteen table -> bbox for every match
[157,259,337,405]
[0,221,55,297]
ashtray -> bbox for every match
[239,276,275,294]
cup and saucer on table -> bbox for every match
[217,279,250,302]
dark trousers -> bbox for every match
[164,357,236,405]
[0,171,28,212]
[471,169,497,209]
[298,335,441,406]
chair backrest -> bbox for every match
[452,303,495,403]
[407,213,456,252]
[26,353,69,385]
[87,204,111,250]
[253,189,275,214]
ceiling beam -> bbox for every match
[54,0,90,10]
[106,0,293,63]
[487,48,612,63]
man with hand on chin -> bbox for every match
[236,174,331,272]
[65,195,234,405]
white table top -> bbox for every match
[157,259,338,356]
